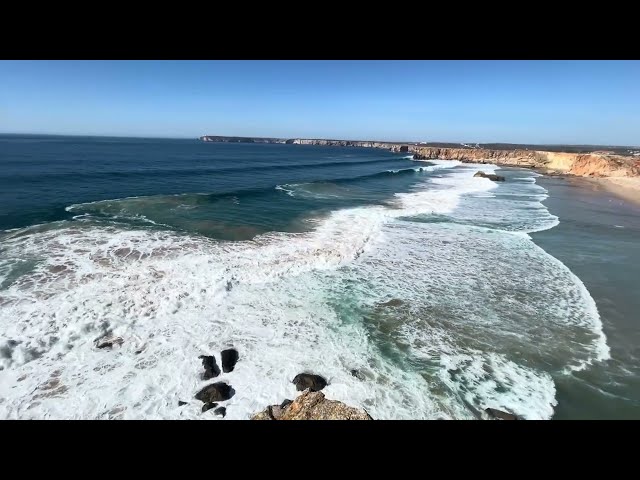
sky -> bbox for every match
[0,60,639,145]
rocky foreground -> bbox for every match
[252,389,373,420]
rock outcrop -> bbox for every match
[195,382,234,403]
[292,373,327,392]
[202,402,218,413]
[221,348,239,373]
[485,408,521,420]
[474,171,505,182]
[94,334,124,349]
[251,389,372,420]
[199,355,220,380]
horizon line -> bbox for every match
[1,132,639,149]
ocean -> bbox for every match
[0,134,636,419]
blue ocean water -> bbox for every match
[0,134,627,419]
[0,135,424,237]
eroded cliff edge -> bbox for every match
[200,136,640,179]
[398,146,640,178]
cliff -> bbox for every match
[199,135,404,149]
[251,389,372,420]
[404,146,640,179]
[199,135,639,180]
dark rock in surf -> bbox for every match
[94,334,124,349]
[195,382,234,403]
[473,171,505,182]
[351,369,366,381]
[292,373,328,392]
[378,298,404,307]
[178,401,188,406]
[214,406,226,417]
[485,408,520,420]
[280,399,293,409]
[221,348,239,373]
[199,355,220,380]
[202,402,218,413]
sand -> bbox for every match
[587,177,640,206]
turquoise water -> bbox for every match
[0,135,628,419]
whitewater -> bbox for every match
[0,157,611,419]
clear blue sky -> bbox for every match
[1,60,639,145]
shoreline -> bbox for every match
[582,177,640,206]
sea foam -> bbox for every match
[0,160,609,419]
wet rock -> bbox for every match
[351,369,366,381]
[214,407,226,417]
[292,373,328,392]
[94,334,124,349]
[202,402,218,413]
[221,348,239,373]
[280,399,293,409]
[252,410,272,420]
[252,389,372,420]
[268,405,285,419]
[485,408,520,420]
[195,382,234,403]
[473,171,505,182]
[199,355,220,380]
[178,401,188,406]
[378,298,404,307]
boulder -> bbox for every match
[221,348,239,373]
[378,298,404,307]
[473,171,505,182]
[94,334,124,349]
[485,408,521,420]
[199,355,220,380]
[214,407,226,418]
[251,389,372,420]
[202,402,218,413]
[292,373,328,392]
[195,382,234,403]
[280,399,293,409]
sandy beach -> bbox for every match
[583,177,640,206]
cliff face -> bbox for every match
[286,138,400,148]
[405,146,546,168]
[198,136,639,180]
[404,146,640,179]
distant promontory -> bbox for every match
[199,135,640,184]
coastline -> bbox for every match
[199,137,640,198]
[532,175,640,418]
[583,176,640,206]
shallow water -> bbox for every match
[0,135,632,419]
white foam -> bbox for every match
[438,351,557,420]
[0,162,609,419]
[274,184,295,197]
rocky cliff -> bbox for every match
[403,146,640,179]
[251,389,372,420]
[199,136,639,180]
[286,138,402,148]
